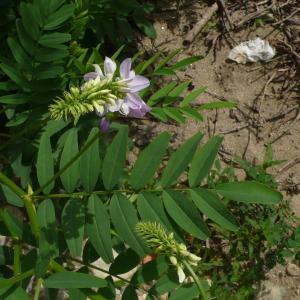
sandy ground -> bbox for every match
[135,1,300,299]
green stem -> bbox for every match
[33,278,43,300]
[33,187,193,201]
[0,172,40,239]
[13,242,21,277]
[182,260,208,300]
[0,269,34,289]
[0,172,26,197]
[34,131,100,196]
[49,259,66,272]
[23,195,40,239]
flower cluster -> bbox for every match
[136,222,201,283]
[49,57,151,127]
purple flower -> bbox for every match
[83,57,151,119]
[119,58,150,92]
[84,57,116,81]
[100,117,110,133]
[118,58,151,118]
[121,93,151,118]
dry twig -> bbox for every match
[183,3,219,46]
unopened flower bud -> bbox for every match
[180,250,190,257]
[169,256,178,266]
[70,87,80,96]
[177,266,186,283]
[178,244,187,251]
[188,260,198,266]
[189,253,201,262]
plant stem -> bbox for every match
[33,187,193,201]
[0,172,40,239]
[0,269,34,289]
[23,195,40,239]
[0,171,26,197]
[13,242,21,277]
[33,278,43,300]
[34,131,100,196]
[49,259,66,272]
[182,260,208,300]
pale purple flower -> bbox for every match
[83,57,151,119]
[100,118,110,133]
[119,58,150,93]
[84,57,116,81]
[118,58,151,118]
[121,93,151,118]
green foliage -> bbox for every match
[196,154,298,298]
[0,1,295,299]
[1,0,74,106]
[0,126,285,299]
[44,271,107,288]
[79,0,155,46]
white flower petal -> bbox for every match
[128,75,150,92]
[120,58,132,79]
[108,100,123,112]
[93,64,104,78]
[83,72,97,82]
[104,57,116,76]
[95,105,106,117]
[120,103,130,115]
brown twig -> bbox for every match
[217,0,234,29]
[265,105,299,122]
[236,3,275,28]
[273,7,300,25]
[183,3,219,46]
[253,71,277,112]
[278,157,300,174]
[268,112,300,144]
[275,39,300,62]
[219,124,252,134]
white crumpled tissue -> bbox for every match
[228,38,276,64]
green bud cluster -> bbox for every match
[49,76,127,123]
[136,222,201,275]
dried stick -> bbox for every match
[265,105,298,122]
[236,3,274,28]
[273,7,300,25]
[183,3,219,45]
[278,157,300,174]
[219,124,251,134]
[268,112,300,144]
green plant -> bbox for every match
[234,144,285,188]
[79,0,156,46]
[196,149,298,299]
[0,1,294,299]
[0,125,283,299]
